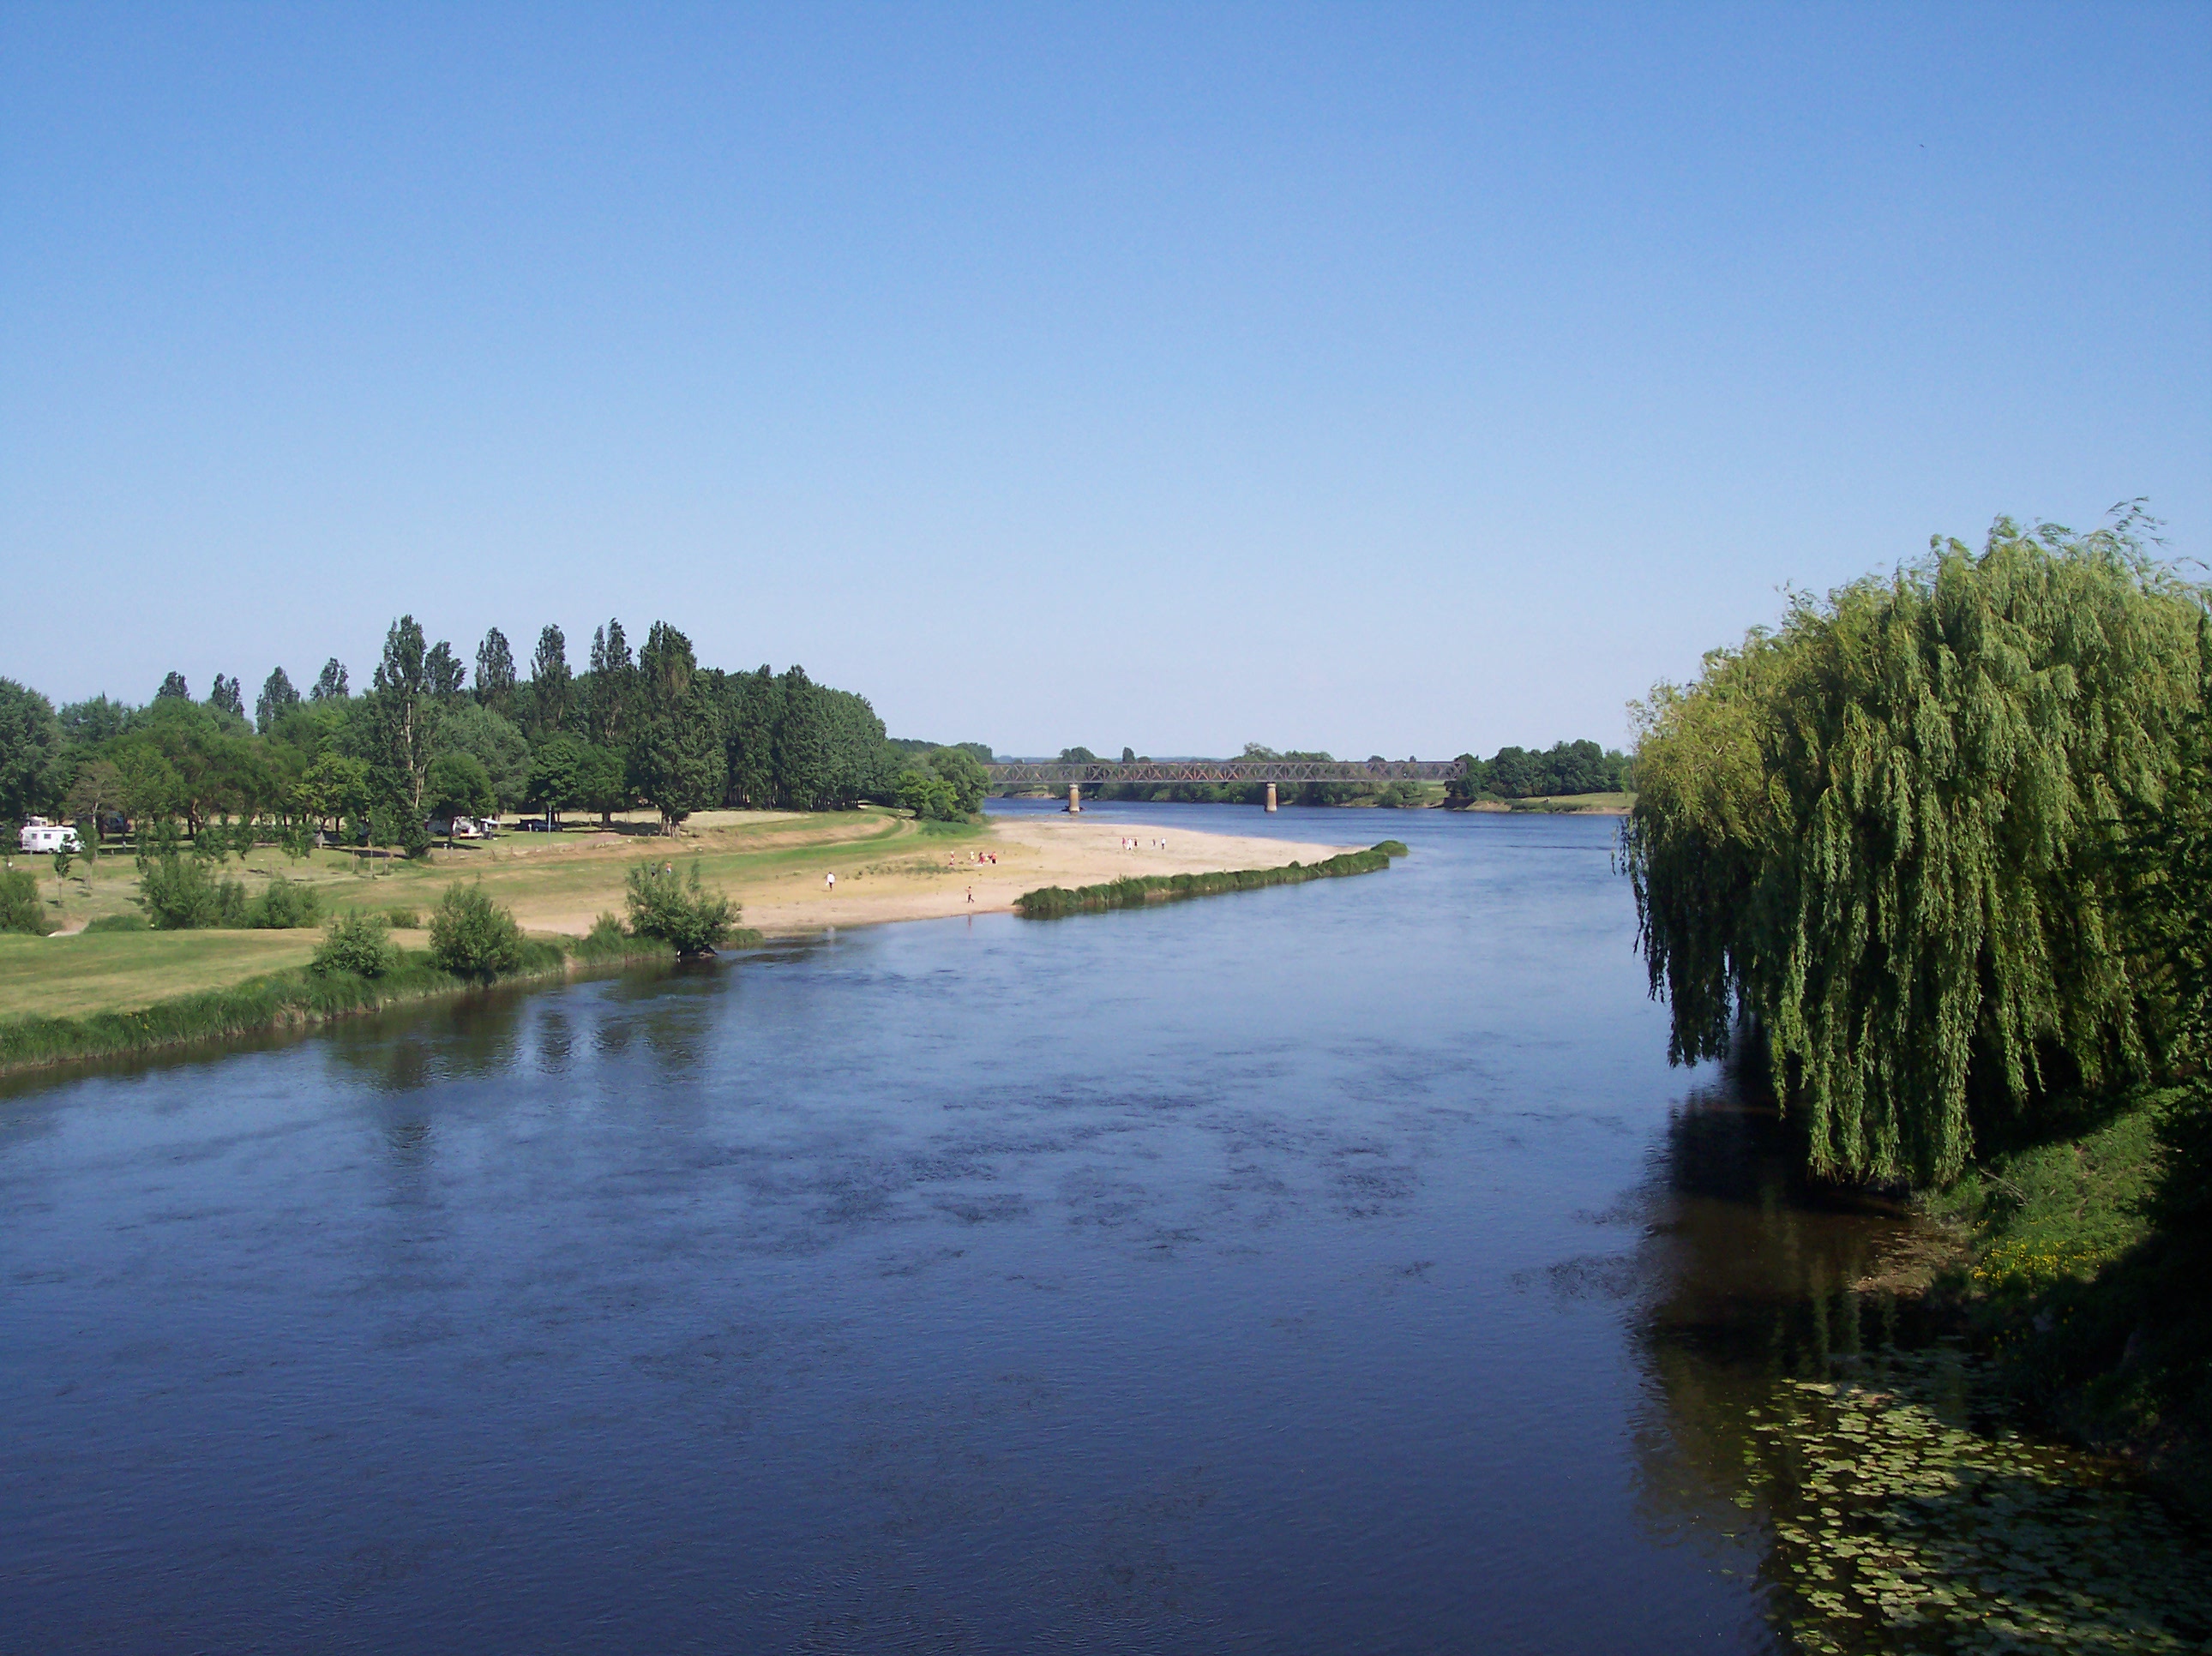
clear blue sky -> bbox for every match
[3,4,2206,758]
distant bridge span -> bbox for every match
[984,757,1465,813]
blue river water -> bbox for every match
[2,803,1931,1652]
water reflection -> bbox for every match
[1620,1066,2212,1650]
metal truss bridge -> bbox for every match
[985,759,1464,786]
[986,757,1464,809]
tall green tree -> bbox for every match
[1623,514,2207,1185]
[207,675,245,722]
[255,667,299,734]
[0,679,65,824]
[772,665,832,810]
[586,620,634,749]
[630,621,724,833]
[475,628,517,718]
[310,658,350,701]
[425,639,467,702]
[723,665,779,807]
[527,624,571,735]
[370,615,438,808]
[156,671,189,701]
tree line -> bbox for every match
[1037,740,1632,807]
[0,617,989,851]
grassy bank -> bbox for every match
[1924,1091,2212,1507]
[0,926,765,1077]
[1013,841,1405,918]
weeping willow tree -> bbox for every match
[1622,512,2207,1185]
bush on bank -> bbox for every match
[622,860,746,956]
[1,868,49,936]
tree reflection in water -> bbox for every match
[1620,1068,2211,1652]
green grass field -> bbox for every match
[0,929,329,1020]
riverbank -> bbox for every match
[1,809,1352,1041]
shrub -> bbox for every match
[311,910,398,979]
[624,860,738,957]
[141,853,249,928]
[429,883,525,981]
[1,868,50,935]
[574,910,634,960]
[248,876,322,929]
[82,912,150,933]
[384,907,421,930]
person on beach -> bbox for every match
[825,872,835,891]
[965,886,974,904]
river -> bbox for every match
[1,803,2197,1652]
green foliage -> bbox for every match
[1624,515,2206,1185]
[428,882,525,980]
[383,907,421,930]
[895,766,959,821]
[82,912,149,933]
[623,859,742,956]
[1016,844,1398,918]
[630,622,725,831]
[0,677,67,821]
[526,624,571,735]
[574,910,636,960]
[1447,740,1632,801]
[772,665,832,808]
[432,701,530,811]
[311,910,399,978]
[139,851,249,929]
[1373,840,1410,857]
[247,875,322,929]
[424,750,496,821]
[0,868,51,935]
[255,666,299,734]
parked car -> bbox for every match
[424,815,490,841]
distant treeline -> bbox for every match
[0,616,986,850]
[1448,739,1633,802]
[1020,740,1632,807]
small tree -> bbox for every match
[429,882,525,981]
[311,910,397,978]
[624,860,738,957]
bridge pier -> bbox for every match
[1264,782,1277,813]
[1067,783,1082,813]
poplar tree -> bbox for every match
[255,667,298,734]
[528,624,571,735]
[586,620,634,749]
[630,621,724,833]
[425,639,467,702]
[310,658,349,701]
[371,615,437,808]
[207,675,245,721]
[157,672,190,701]
[724,665,778,807]
[773,665,831,809]
[1623,514,2207,1185]
[475,628,517,717]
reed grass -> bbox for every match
[1013,843,1402,919]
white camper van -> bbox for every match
[18,818,81,855]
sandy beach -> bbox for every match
[486,809,1361,937]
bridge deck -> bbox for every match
[985,759,1463,785]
